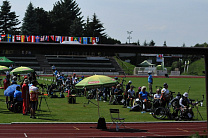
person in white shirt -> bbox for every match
[161,83,171,107]
[127,85,135,107]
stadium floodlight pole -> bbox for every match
[127,31,133,44]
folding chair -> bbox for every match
[109,109,125,131]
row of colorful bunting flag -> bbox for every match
[0,34,99,44]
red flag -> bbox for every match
[50,35,54,41]
[16,35,21,41]
[26,35,31,42]
[92,37,96,44]
[31,36,35,42]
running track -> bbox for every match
[0,122,206,137]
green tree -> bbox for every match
[149,40,155,46]
[163,41,167,46]
[83,16,92,37]
[50,0,83,36]
[35,7,52,35]
[143,40,148,46]
[0,0,20,34]
[70,17,84,36]
[21,2,39,35]
[88,13,105,37]
[137,39,140,46]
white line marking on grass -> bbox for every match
[24,133,28,137]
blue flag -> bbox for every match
[35,36,40,42]
[83,37,88,44]
[7,34,11,42]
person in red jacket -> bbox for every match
[22,79,29,115]
[3,75,10,103]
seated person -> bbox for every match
[170,93,181,118]
[113,84,123,104]
[179,92,194,119]
[139,86,152,111]
[14,86,23,102]
[127,85,135,107]
[135,87,141,99]
[153,89,161,108]
[179,92,190,108]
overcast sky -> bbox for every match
[7,0,208,46]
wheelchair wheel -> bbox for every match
[152,107,167,120]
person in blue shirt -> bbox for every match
[139,86,152,111]
[79,76,84,82]
[148,71,153,94]
[14,86,23,102]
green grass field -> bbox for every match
[0,75,206,123]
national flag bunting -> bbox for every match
[7,34,11,42]
[21,35,25,42]
[0,34,99,45]
[12,35,15,42]
[36,36,40,42]
[31,36,36,42]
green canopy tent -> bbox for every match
[138,60,155,67]
[0,57,14,66]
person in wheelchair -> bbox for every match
[170,93,181,119]
[153,89,161,108]
[139,86,152,111]
[13,86,23,113]
[113,84,123,105]
[161,83,171,107]
[179,92,194,120]
[127,85,135,107]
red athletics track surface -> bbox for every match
[0,122,207,137]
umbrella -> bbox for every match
[4,84,20,96]
[0,65,10,71]
[10,66,34,75]
[75,75,117,120]
[75,75,117,89]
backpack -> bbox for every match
[97,117,107,129]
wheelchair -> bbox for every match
[112,95,123,105]
[7,98,23,113]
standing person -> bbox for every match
[71,73,77,86]
[4,74,10,103]
[29,80,42,119]
[161,83,171,107]
[148,71,153,94]
[124,81,132,107]
[22,79,29,115]
[51,65,56,72]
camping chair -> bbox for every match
[109,109,125,131]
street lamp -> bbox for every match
[127,31,133,44]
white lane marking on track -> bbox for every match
[177,128,189,132]
[73,126,80,130]
[24,133,28,137]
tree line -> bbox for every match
[0,0,121,44]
